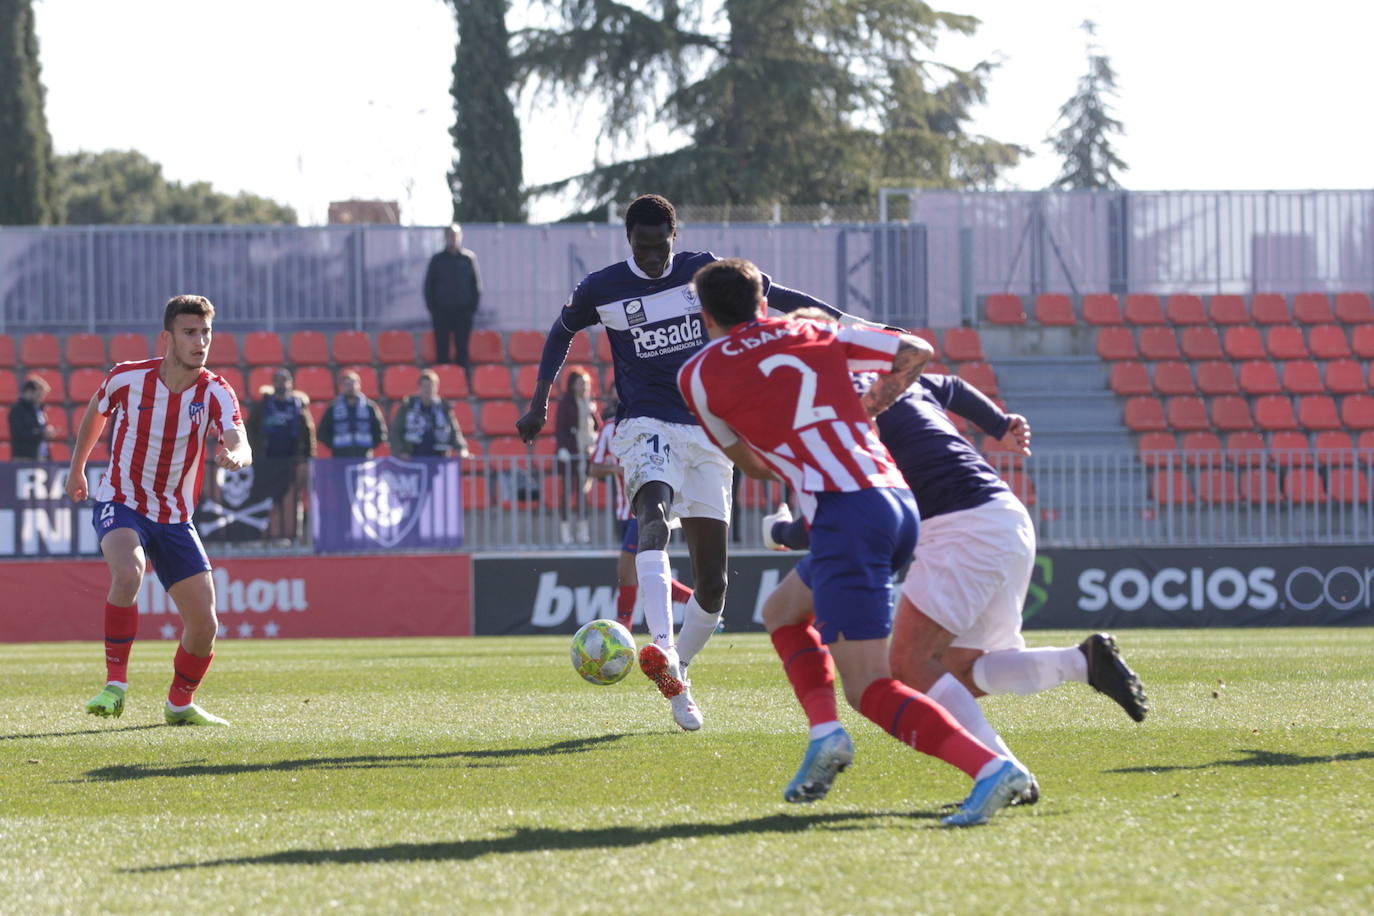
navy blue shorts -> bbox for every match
[796,487,919,644]
[93,501,212,591]
[618,518,639,553]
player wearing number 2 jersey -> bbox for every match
[67,295,252,727]
[679,258,1032,827]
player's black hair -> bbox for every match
[693,258,764,327]
[163,294,215,331]
[624,194,677,236]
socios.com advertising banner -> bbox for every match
[312,457,464,553]
[1023,547,1374,629]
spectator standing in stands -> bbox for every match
[9,376,58,460]
[555,367,599,543]
[317,369,386,458]
[245,368,316,541]
[423,223,482,385]
[392,368,470,459]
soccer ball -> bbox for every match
[570,619,636,685]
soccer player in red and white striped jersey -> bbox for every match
[679,258,1032,826]
[67,295,252,727]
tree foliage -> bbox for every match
[449,0,526,222]
[0,0,61,225]
[1047,20,1127,190]
[58,150,296,225]
[516,0,1025,216]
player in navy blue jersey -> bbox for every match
[516,194,858,730]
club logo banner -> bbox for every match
[312,456,464,552]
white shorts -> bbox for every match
[610,417,733,523]
[900,491,1036,652]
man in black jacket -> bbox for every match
[423,223,481,383]
[9,376,57,460]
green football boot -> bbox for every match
[84,684,126,718]
[164,703,230,726]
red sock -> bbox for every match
[859,677,998,778]
[670,579,694,604]
[168,645,213,707]
[616,585,637,630]
[769,622,838,727]
[103,602,138,683]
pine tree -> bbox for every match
[1048,20,1127,190]
[0,0,61,224]
[449,0,525,222]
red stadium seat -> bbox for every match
[1335,292,1374,324]
[1207,294,1248,325]
[1195,361,1239,396]
[0,335,14,368]
[0,405,9,440]
[1196,469,1238,504]
[1166,396,1210,431]
[247,366,276,397]
[0,442,11,460]
[1152,362,1195,395]
[567,333,594,364]
[479,401,521,437]
[1165,294,1207,325]
[64,334,106,368]
[1096,328,1139,360]
[956,362,998,396]
[485,436,530,458]
[469,329,504,364]
[1341,394,1374,430]
[1250,293,1291,325]
[1180,431,1223,466]
[1123,294,1165,325]
[1240,468,1281,503]
[288,331,329,366]
[1329,468,1372,503]
[1254,395,1298,431]
[1264,326,1308,360]
[1268,431,1313,468]
[293,366,335,402]
[1138,328,1181,360]
[1034,294,1075,325]
[594,331,612,364]
[1360,431,1374,456]
[1224,431,1267,466]
[382,365,422,400]
[432,364,470,399]
[330,330,373,365]
[1314,431,1355,466]
[1081,294,1123,325]
[1152,470,1193,505]
[984,294,1026,324]
[242,331,284,367]
[516,365,543,400]
[1353,325,1374,359]
[47,442,71,462]
[211,331,240,367]
[215,368,245,399]
[1325,359,1366,395]
[451,401,476,437]
[45,406,70,441]
[472,365,514,400]
[68,368,105,403]
[1283,468,1327,503]
[27,368,64,403]
[376,330,417,364]
[1123,397,1167,432]
[942,328,985,362]
[1211,397,1255,432]
[341,365,379,400]
[530,435,557,457]
[1110,362,1151,396]
[1292,292,1334,324]
[507,330,546,363]
[1238,360,1282,395]
[418,331,437,364]
[20,333,60,368]
[1223,326,1265,361]
[1137,431,1178,468]
[1308,324,1351,360]
[908,328,941,359]
[1279,360,1323,395]
[109,332,151,364]
[1180,326,1223,360]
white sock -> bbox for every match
[926,672,1024,770]
[634,550,674,648]
[106,680,128,690]
[674,595,722,667]
[974,758,1006,783]
[166,701,191,712]
[808,720,843,740]
[972,647,1088,696]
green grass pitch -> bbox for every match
[2,629,1372,914]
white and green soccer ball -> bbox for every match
[570,619,636,685]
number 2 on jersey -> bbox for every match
[758,354,838,430]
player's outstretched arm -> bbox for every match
[66,394,108,503]
[862,334,934,418]
[216,427,253,471]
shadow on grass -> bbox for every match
[1,724,165,741]
[128,810,937,872]
[74,733,633,782]
[1108,747,1374,774]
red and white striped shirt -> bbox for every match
[92,359,244,524]
[590,418,633,521]
[678,317,907,522]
